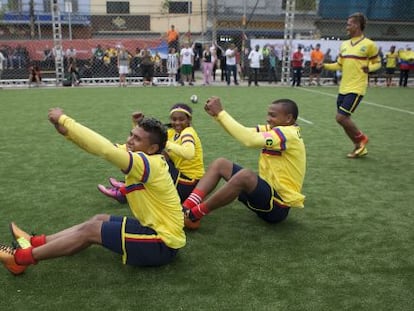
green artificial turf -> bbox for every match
[0,85,413,310]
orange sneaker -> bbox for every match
[353,135,369,157]
[10,222,32,246]
[183,209,201,230]
[0,244,27,276]
[347,147,368,158]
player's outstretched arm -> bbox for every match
[204,98,267,148]
[48,108,131,171]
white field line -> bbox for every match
[298,87,414,115]
[298,117,314,125]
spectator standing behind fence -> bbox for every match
[167,48,179,86]
[210,43,217,70]
[202,44,213,85]
[12,45,28,69]
[167,25,180,51]
[53,45,64,65]
[309,44,324,86]
[43,45,54,69]
[384,45,398,87]
[180,42,194,86]
[214,44,226,82]
[225,43,239,86]
[267,45,278,84]
[321,48,334,80]
[248,45,263,87]
[141,48,155,86]
[28,64,41,87]
[291,46,304,87]
[398,45,414,87]
[117,46,130,87]
[153,52,162,74]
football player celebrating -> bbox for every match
[183,97,306,230]
[0,108,185,275]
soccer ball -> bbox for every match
[190,94,198,104]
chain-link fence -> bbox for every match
[0,0,413,87]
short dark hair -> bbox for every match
[272,99,299,121]
[349,12,366,31]
[138,117,167,153]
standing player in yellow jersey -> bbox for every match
[0,109,185,275]
[384,45,398,87]
[320,12,381,158]
[99,103,205,203]
[183,97,306,230]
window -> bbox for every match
[282,0,316,11]
[62,0,79,13]
[8,0,22,12]
[107,1,130,14]
[43,0,51,12]
[169,1,192,14]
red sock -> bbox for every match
[354,131,364,143]
[183,188,205,210]
[190,203,210,219]
[14,247,37,265]
[31,234,46,247]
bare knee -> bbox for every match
[90,214,110,222]
[209,157,234,178]
[77,219,104,243]
[336,113,348,125]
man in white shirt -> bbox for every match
[248,45,263,86]
[180,42,195,86]
[225,43,239,85]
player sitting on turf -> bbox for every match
[98,103,205,204]
[0,108,185,275]
[182,97,306,230]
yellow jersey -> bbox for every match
[59,115,186,249]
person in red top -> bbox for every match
[291,46,304,87]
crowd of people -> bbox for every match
[0,23,413,88]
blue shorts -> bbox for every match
[336,93,363,116]
[101,216,178,267]
[167,159,199,202]
[232,164,290,224]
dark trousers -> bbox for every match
[226,64,238,85]
[248,67,260,85]
[292,67,302,86]
[268,66,277,83]
[399,69,409,87]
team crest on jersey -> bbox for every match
[265,138,273,147]
[360,46,367,53]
